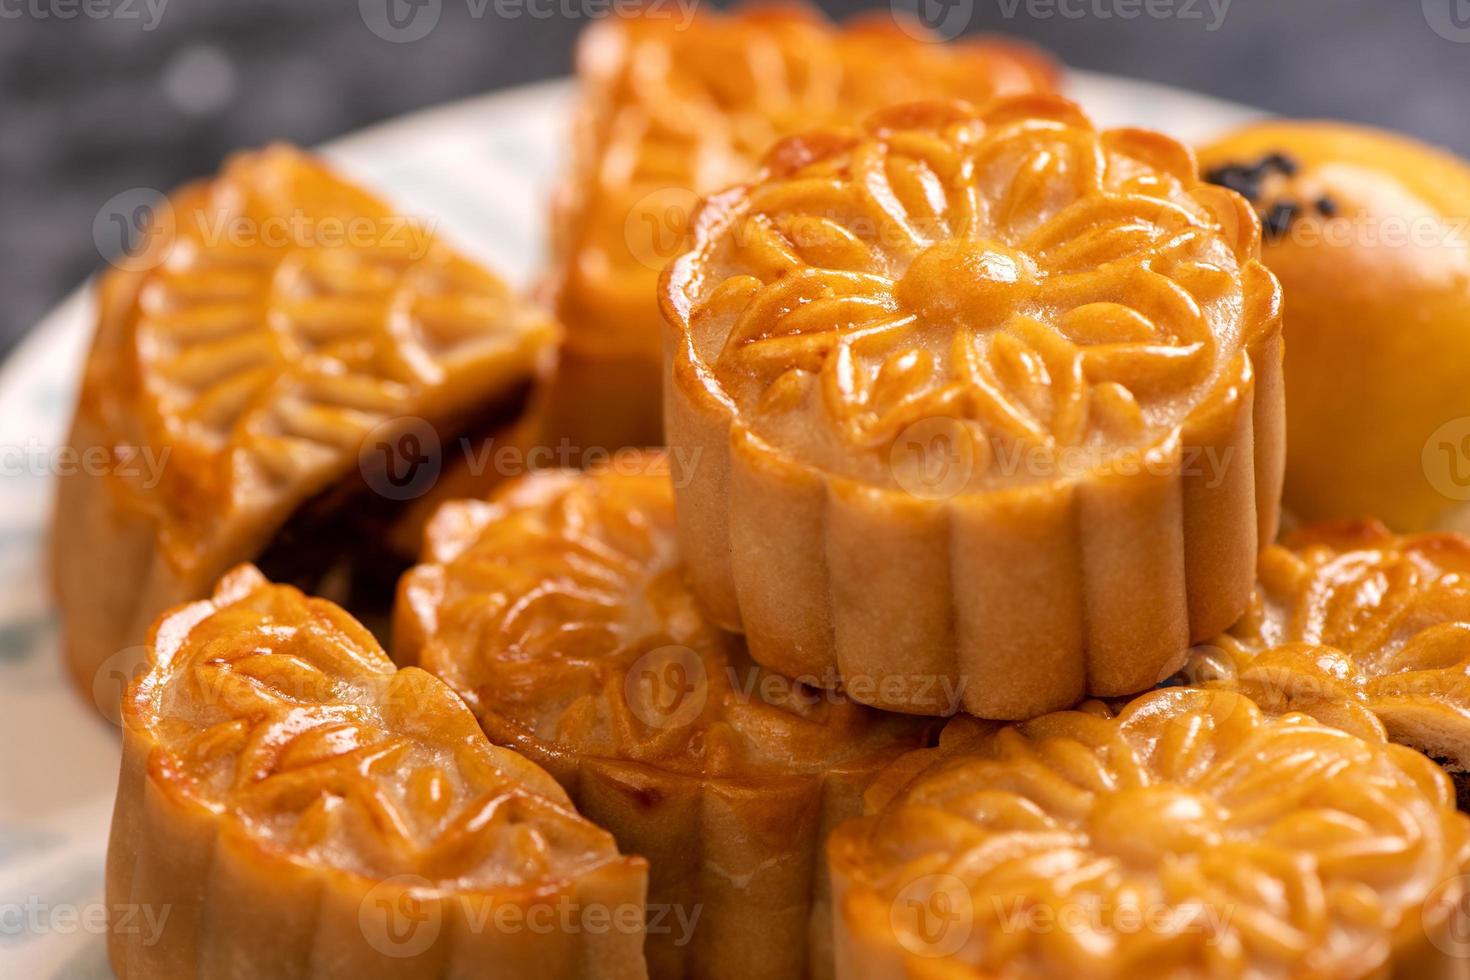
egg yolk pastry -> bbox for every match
[108,564,647,980]
[660,96,1285,719]
[395,453,933,979]
[53,145,557,709]
[1200,121,1470,533]
[1185,520,1470,806]
[542,3,1059,449]
[828,687,1470,979]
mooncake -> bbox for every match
[661,96,1285,719]
[828,687,1470,979]
[395,453,933,979]
[108,565,647,980]
[1185,520,1470,804]
[543,3,1059,449]
[1200,122,1470,532]
[53,145,557,709]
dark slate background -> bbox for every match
[4,0,1468,355]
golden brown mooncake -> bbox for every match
[1199,122,1470,532]
[1184,520,1470,786]
[53,145,557,709]
[542,4,1059,450]
[394,453,933,980]
[660,96,1286,720]
[108,565,648,980]
[828,687,1470,980]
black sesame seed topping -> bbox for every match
[1202,163,1264,203]
[1315,195,1338,217]
[1263,200,1298,240]
[1263,152,1299,177]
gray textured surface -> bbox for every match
[3,0,1467,355]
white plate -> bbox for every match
[0,71,1261,978]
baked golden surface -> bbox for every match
[662,96,1285,718]
[829,688,1470,979]
[397,454,931,978]
[108,565,647,979]
[1187,520,1470,772]
[53,145,556,709]
[542,4,1059,447]
[1199,122,1470,533]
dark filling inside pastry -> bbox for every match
[255,381,534,640]
[1428,757,1470,814]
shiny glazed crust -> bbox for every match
[1199,122,1470,532]
[107,565,647,980]
[828,688,1470,980]
[395,455,932,979]
[543,4,1060,447]
[661,97,1285,718]
[1185,520,1470,772]
[52,145,557,708]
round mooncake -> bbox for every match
[395,454,933,979]
[661,96,1285,718]
[828,687,1470,979]
[109,565,647,980]
[1186,520,1470,799]
[544,4,1059,449]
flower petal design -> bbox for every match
[662,96,1285,718]
[829,688,1470,980]
[396,454,932,979]
[109,565,647,980]
[54,145,556,712]
[1185,520,1470,776]
[543,5,1060,448]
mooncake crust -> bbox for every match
[542,3,1060,448]
[52,145,557,710]
[1184,520,1470,774]
[828,687,1470,980]
[395,454,933,979]
[107,564,648,980]
[661,96,1285,719]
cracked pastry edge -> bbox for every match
[51,145,559,713]
[394,460,936,980]
[106,564,649,980]
[658,101,1286,720]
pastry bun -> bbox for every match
[1200,121,1470,532]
